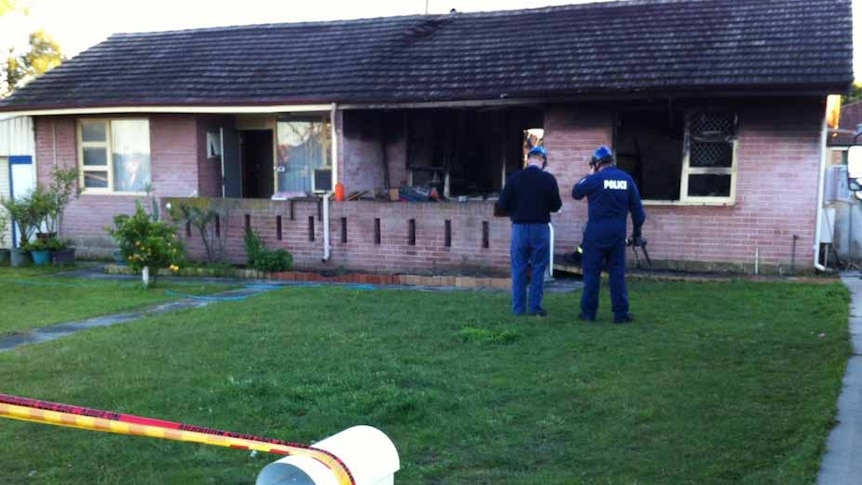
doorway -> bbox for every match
[241,130,274,199]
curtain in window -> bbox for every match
[276,120,330,194]
[111,120,151,193]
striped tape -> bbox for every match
[0,393,354,485]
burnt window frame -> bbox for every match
[680,111,739,204]
[613,108,739,206]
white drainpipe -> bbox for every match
[322,194,331,262]
[814,115,828,271]
[322,102,338,263]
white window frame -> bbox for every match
[679,111,739,205]
[77,118,151,194]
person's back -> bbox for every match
[499,166,561,224]
[572,145,646,323]
[495,146,562,316]
[574,166,643,245]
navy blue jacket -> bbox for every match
[572,166,646,245]
[496,166,562,224]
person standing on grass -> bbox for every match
[495,146,562,317]
[572,145,645,324]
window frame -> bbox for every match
[77,118,151,194]
[678,111,739,205]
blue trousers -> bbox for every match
[510,223,550,315]
[580,238,629,319]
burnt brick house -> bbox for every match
[0,0,853,274]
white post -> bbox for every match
[256,425,399,485]
[545,222,554,281]
[322,195,331,262]
[142,266,150,287]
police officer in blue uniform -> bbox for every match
[496,146,562,316]
[572,146,646,323]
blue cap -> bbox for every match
[591,146,613,165]
[527,146,547,160]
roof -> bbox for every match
[0,0,853,112]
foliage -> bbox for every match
[44,166,79,235]
[0,193,40,245]
[844,83,862,105]
[0,167,78,247]
[169,201,234,263]
[0,207,8,247]
[108,201,184,278]
[244,228,292,272]
[2,29,63,97]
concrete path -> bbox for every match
[0,285,277,352]
[818,272,862,485]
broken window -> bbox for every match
[406,108,542,199]
[615,109,737,203]
[682,111,738,200]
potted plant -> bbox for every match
[1,194,40,267]
[0,209,9,266]
[26,238,52,266]
[48,236,75,265]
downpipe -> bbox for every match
[322,193,331,263]
[814,116,828,272]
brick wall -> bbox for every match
[167,197,511,274]
[37,98,825,272]
[544,98,824,270]
[35,115,202,256]
[341,111,408,193]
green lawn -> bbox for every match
[0,280,851,484]
[0,267,233,335]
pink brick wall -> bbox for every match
[37,98,825,271]
[544,98,823,269]
[35,114,202,255]
[167,198,511,274]
[341,111,408,193]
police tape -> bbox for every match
[0,393,355,485]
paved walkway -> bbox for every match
[0,285,279,352]
[818,272,862,484]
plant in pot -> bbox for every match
[48,236,75,265]
[40,167,80,260]
[26,238,52,266]
[0,194,40,267]
[108,201,184,287]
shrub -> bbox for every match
[244,229,292,272]
[108,201,185,283]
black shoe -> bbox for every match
[614,313,635,324]
[578,313,595,322]
[531,309,548,317]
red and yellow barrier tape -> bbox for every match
[0,393,354,485]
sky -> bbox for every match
[1,0,860,80]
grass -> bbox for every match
[0,267,234,335]
[0,279,851,484]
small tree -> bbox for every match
[45,166,79,237]
[0,207,9,248]
[0,193,40,247]
[108,201,184,287]
[170,201,234,264]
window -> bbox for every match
[78,119,151,193]
[681,112,738,202]
[615,110,738,204]
[275,117,332,196]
